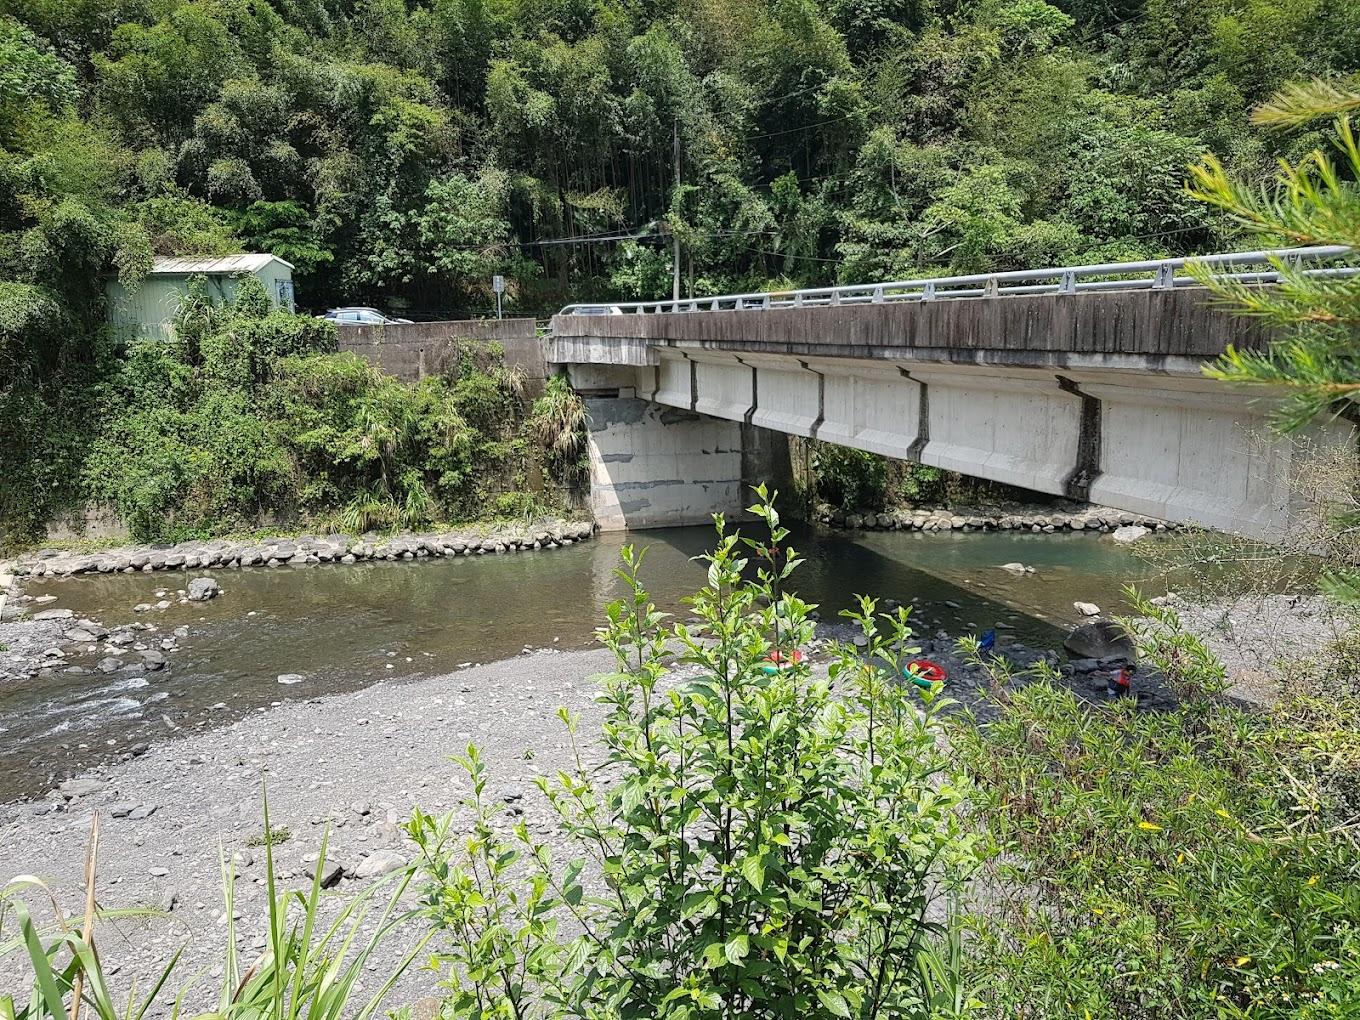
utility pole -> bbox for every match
[672,120,681,304]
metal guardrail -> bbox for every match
[557,245,1355,316]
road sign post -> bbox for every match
[492,274,505,320]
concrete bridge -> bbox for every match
[548,247,1356,538]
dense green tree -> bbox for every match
[6,0,1355,316]
[2,0,1359,537]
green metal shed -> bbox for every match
[105,254,296,340]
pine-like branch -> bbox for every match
[1252,77,1360,128]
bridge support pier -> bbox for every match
[573,365,790,531]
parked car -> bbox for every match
[318,306,413,325]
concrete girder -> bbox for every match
[801,357,922,458]
[906,365,1083,496]
[739,353,822,438]
[1066,371,1310,535]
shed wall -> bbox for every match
[104,262,295,340]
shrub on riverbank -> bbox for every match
[4,279,574,547]
[408,490,979,1020]
[952,596,1360,1017]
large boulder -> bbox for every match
[1063,620,1135,662]
[186,577,221,601]
[1112,524,1151,544]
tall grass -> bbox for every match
[1,801,426,1020]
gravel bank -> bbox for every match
[0,621,1100,1013]
[0,647,619,1013]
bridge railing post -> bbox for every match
[923,281,936,301]
[1154,263,1175,289]
[1059,270,1076,294]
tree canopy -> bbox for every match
[2,0,1358,332]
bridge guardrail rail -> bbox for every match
[557,245,1355,317]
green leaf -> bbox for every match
[724,933,750,966]
[817,989,852,1018]
[740,853,766,891]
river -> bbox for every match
[3,524,1155,799]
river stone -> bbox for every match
[277,673,305,685]
[140,650,167,669]
[1063,620,1136,661]
[186,577,221,601]
[354,849,407,879]
[308,858,344,889]
[32,608,74,621]
[998,562,1028,575]
[1113,524,1151,544]
[59,777,106,800]
[97,657,123,674]
[1073,601,1101,617]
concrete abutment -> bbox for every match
[572,364,792,531]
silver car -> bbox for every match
[319,307,413,325]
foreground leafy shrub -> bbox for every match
[952,596,1360,1018]
[408,490,977,1020]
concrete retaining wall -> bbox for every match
[339,318,546,387]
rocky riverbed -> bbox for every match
[1,576,1342,1014]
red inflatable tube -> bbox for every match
[904,658,947,689]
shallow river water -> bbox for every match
[5,524,1155,798]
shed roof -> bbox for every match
[149,254,294,276]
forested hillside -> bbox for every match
[2,0,1358,543]
[4,0,1358,325]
